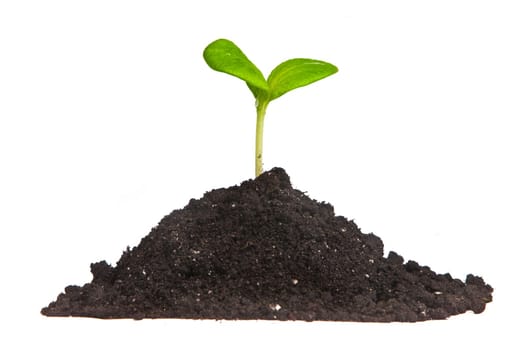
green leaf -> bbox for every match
[267,58,338,101]
[203,39,269,96]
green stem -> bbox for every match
[255,98,269,177]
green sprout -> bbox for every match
[203,38,338,177]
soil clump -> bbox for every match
[42,168,492,321]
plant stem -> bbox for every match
[255,98,269,177]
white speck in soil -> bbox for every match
[365,274,370,278]
[341,228,347,232]
[269,303,281,311]
[292,279,299,285]
[434,291,443,295]
[368,259,374,264]
[231,203,236,208]
[191,249,200,254]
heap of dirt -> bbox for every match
[42,168,492,321]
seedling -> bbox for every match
[203,39,338,177]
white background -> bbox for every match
[1,1,524,349]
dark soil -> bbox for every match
[42,168,492,322]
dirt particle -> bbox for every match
[269,303,282,311]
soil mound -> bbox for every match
[42,168,492,321]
